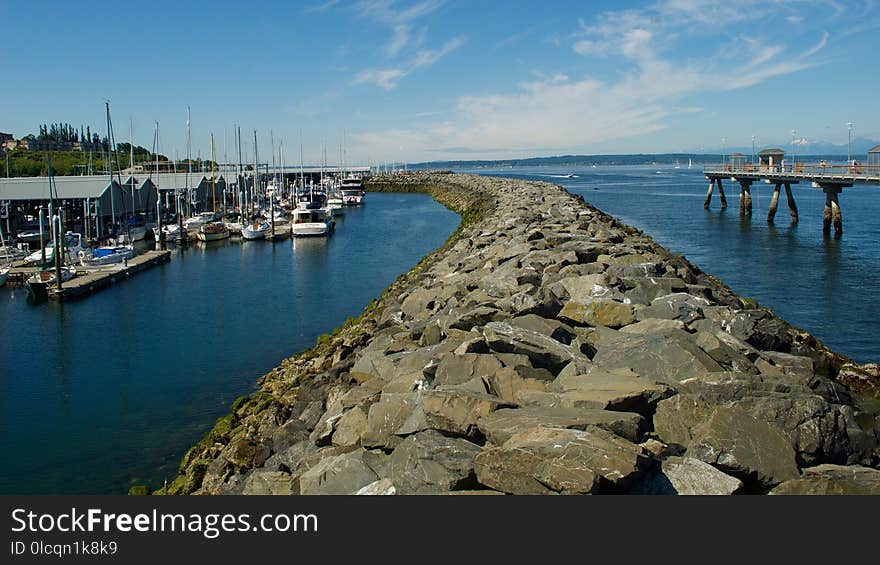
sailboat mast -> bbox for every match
[105,102,116,232]
[252,130,258,217]
[211,133,216,213]
[186,106,192,217]
[236,126,243,217]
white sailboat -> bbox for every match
[0,224,12,286]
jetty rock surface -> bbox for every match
[158,172,880,496]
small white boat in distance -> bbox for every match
[241,220,271,240]
[196,221,230,242]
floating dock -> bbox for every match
[6,250,171,301]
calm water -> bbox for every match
[461,165,880,365]
[0,192,459,494]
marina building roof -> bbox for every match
[758,148,785,156]
[868,145,880,154]
[0,175,115,200]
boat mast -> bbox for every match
[236,126,244,218]
[154,121,164,249]
[186,106,192,217]
[211,132,216,213]
[252,130,258,217]
[105,101,116,234]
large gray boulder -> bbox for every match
[632,457,743,495]
[482,321,587,374]
[591,329,722,385]
[770,464,880,495]
[477,406,644,444]
[241,470,297,495]
[657,402,801,489]
[386,430,482,494]
[635,292,710,324]
[474,426,649,494]
[421,389,513,438]
[434,353,504,387]
[559,298,635,328]
[297,450,379,495]
[551,370,673,417]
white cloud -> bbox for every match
[354,35,464,89]
[353,68,407,90]
[352,1,847,160]
[387,24,410,56]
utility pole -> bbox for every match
[844,122,852,162]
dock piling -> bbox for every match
[704,179,715,209]
[784,182,799,223]
[767,183,781,222]
[737,180,752,216]
[717,178,727,208]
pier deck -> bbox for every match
[702,162,880,234]
[6,250,171,300]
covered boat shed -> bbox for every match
[0,174,158,240]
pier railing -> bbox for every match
[703,162,880,183]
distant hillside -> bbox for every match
[409,152,855,170]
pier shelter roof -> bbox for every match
[0,175,117,201]
[758,148,785,157]
[868,145,880,166]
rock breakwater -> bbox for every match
[158,172,880,495]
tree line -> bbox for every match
[32,122,104,146]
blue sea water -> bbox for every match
[0,192,459,494]
[461,164,880,365]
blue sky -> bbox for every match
[2,0,878,163]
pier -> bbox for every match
[6,250,170,300]
[703,147,880,234]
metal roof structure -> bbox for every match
[868,145,880,154]
[144,172,211,190]
[0,175,116,201]
[758,148,785,156]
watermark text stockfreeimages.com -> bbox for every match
[10,507,318,539]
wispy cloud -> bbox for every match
[354,35,464,89]
[305,0,341,13]
[352,1,849,159]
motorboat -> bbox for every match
[240,220,271,240]
[25,232,84,264]
[196,221,230,242]
[78,245,135,266]
[340,176,365,205]
[291,207,334,237]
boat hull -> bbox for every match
[292,222,332,237]
[196,231,230,242]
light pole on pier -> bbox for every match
[751,135,756,167]
[721,137,726,165]
[791,130,797,169]
[844,122,852,162]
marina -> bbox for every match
[0,191,459,494]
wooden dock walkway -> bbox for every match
[6,250,171,301]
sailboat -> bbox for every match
[0,224,12,286]
[99,101,136,259]
[197,134,230,242]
